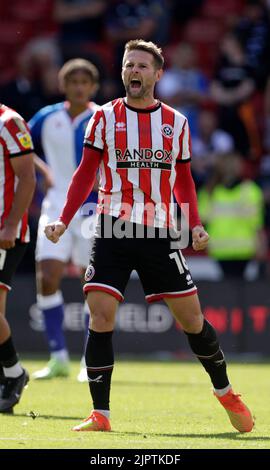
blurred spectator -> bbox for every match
[53,0,107,61]
[258,154,270,234]
[198,152,266,279]
[24,37,62,104]
[170,0,205,26]
[0,38,62,121]
[0,48,44,122]
[156,42,208,138]
[257,78,270,237]
[234,0,270,90]
[106,0,158,43]
[210,33,261,159]
[105,0,167,82]
[192,108,234,188]
[265,75,270,150]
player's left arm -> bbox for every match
[173,161,209,251]
[28,111,54,189]
[34,154,54,190]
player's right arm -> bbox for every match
[44,146,101,243]
[45,108,104,243]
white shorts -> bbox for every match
[35,200,97,268]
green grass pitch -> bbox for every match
[0,359,269,449]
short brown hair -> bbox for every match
[123,39,164,70]
[58,58,99,87]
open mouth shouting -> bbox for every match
[129,78,142,93]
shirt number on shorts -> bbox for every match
[169,251,188,274]
[0,249,7,270]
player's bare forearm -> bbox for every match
[1,171,35,249]
[5,170,36,230]
[6,153,36,230]
[34,155,54,189]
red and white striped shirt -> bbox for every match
[0,105,34,241]
[84,98,191,228]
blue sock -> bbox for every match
[37,291,67,353]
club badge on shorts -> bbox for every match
[85,265,95,282]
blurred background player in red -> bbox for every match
[0,103,36,413]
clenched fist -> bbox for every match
[0,225,17,249]
[44,220,66,243]
[192,225,209,251]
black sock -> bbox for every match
[85,329,114,410]
[184,319,229,389]
[0,336,18,368]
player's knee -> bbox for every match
[89,301,115,331]
[87,292,117,331]
[180,311,204,334]
[90,309,115,330]
[38,271,60,295]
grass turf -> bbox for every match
[0,359,269,449]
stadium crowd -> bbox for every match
[0,0,270,277]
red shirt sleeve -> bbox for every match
[173,161,202,230]
[59,147,101,227]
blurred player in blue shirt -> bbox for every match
[29,59,99,381]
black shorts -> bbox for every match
[83,215,197,303]
[0,240,27,291]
